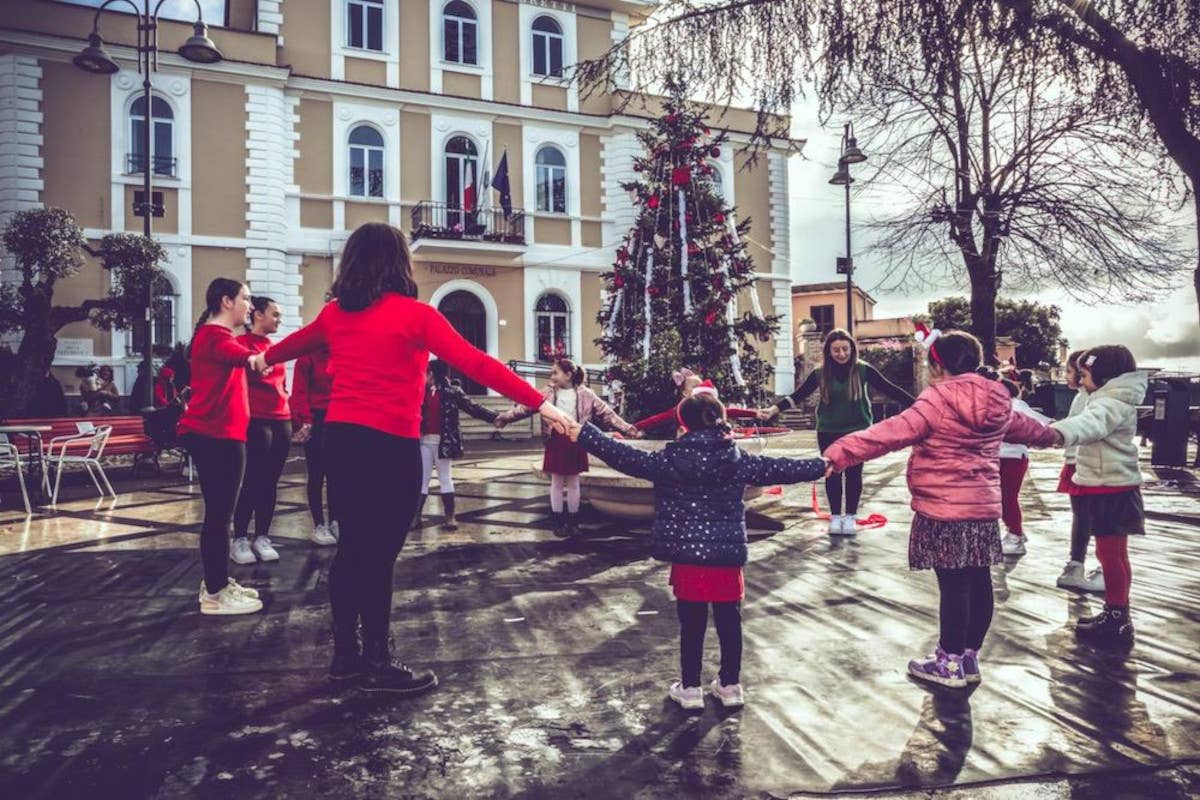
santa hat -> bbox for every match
[913,322,944,365]
[672,367,697,387]
[691,379,719,399]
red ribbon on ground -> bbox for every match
[810,483,888,529]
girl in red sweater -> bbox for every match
[178,278,264,617]
[261,223,573,695]
[230,296,292,565]
[292,347,338,546]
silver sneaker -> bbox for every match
[252,536,280,562]
[310,523,337,546]
[1081,566,1106,594]
[1001,533,1027,556]
[229,537,256,565]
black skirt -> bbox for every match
[1076,489,1145,537]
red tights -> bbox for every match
[1094,536,1132,606]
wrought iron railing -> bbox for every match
[410,201,526,245]
[126,153,177,177]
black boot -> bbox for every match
[552,511,569,538]
[1076,604,1110,628]
[440,493,458,530]
[360,637,439,696]
[411,494,428,530]
[328,627,364,681]
[1076,605,1134,649]
[564,511,579,537]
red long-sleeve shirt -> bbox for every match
[265,293,545,438]
[237,332,290,420]
[291,348,333,425]
[178,324,253,441]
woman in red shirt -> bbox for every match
[261,222,572,695]
[292,347,338,546]
[230,296,292,565]
[178,278,264,617]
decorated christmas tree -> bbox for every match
[596,81,780,426]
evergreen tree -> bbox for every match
[595,81,779,426]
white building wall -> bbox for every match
[768,150,794,393]
[0,54,42,289]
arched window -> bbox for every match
[129,274,177,355]
[347,0,384,51]
[443,1,478,65]
[348,125,385,198]
[437,289,487,393]
[444,135,479,221]
[534,146,567,213]
[535,293,570,361]
[129,95,175,177]
[531,15,563,78]
[709,164,725,200]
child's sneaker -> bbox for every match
[1056,560,1087,589]
[252,536,280,562]
[198,578,259,602]
[840,515,857,537]
[1001,533,1027,555]
[960,648,981,684]
[1081,566,1105,594]
[907,648,967,688]
[709,679,745,708]
[229,537,255,564]
[330,520,340,540]
[310,523,337,546]
[826,516,841,535]
[200,583,263,616]
[668,682,705,710]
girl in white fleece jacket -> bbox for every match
[1050,345,1147,652]
[1054,350,1104,593]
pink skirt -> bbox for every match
[543,432,589,475]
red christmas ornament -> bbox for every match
[705,308,719,325]
[665,113,678,124]
[648,285,661,298]
[672,165,691,186]
[703,127,711,135]
[687,242,700,255]
[685,212,693,223]
[647,195,661,209]
[616,247,629,263]
[711,147,721,158]
[613,275,625,289]
[713,213,725,224]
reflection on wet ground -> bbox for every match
[0,435,1197,798]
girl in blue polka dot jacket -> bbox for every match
[569,384,828,711]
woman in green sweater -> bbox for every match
[757,329,915,536]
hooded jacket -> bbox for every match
[497,385,638,439]
[1062,387,1089,466]
[424,379,498,460]
[578,423,826,566]
[824,373,1059,521]
[1051,371,1147,488]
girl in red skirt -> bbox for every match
[495,358,640,536]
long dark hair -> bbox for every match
[819,328,861,404]
[930,330,983,375]
[553,357,585,387]
[678,392,731,434]
[331,223,419,312]
[189,277,244,355]
[247,295,276,332]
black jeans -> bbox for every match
[677,600,742,688]
[304,410,331,525]
[233,419,292,540]
[818,431,864,515]
[934,566,994,654]
[183,434,246,594]
[325,423,422,646]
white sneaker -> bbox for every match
[229,537,256,565]
[252,536,280,562]
[1082,566,1106,594]
[668,682,705,710]
[1001,533,1027,556]
[841,514,857,537]
[330,520,340,540]
[827,515,841,535]
[709,678,745,708]
[199,583,263,616]
[310,523,337,546]
[199,578,259,601]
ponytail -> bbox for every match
[248,295,276,332]
[187,277,244,357]
[554,357,585,387]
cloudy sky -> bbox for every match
[66,0,225,23]
[787,101,1200,371]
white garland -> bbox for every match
[718,220,746,387]
[642,247,653,361]
[725,213,764,319]
[677,188,692,314]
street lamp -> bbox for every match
[74,0,222,409]
[829,122,867,335]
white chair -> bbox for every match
[0,436,32,515]
[46,424,115,505]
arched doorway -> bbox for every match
[437,289,487,394]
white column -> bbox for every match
[257,0,283,40]
[244,85,302,337]
[0,54,43,288]
[768,150,794,394]
[598,129,639,250]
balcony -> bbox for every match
[410,201,527,258]
[126,153,178,178]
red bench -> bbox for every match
[4,415,159,461]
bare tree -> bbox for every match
[575,0,1200,326]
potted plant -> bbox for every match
[798,318,817,333]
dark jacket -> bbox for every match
[429,379,497,459]
[578,423,826,566]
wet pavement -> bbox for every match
[0,434,1197,799]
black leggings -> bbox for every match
[934,567,994,654]
[233,418,292,540]
[818,431,864,515]
[677,600,742,687]
[304,411,331,525]
[183,434,246,594]
[1068,495,1089,563]
[325,423,422,646]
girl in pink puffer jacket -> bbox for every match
[824,330,1061,690]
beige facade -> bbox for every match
[1,0,799,396]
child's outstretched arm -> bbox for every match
[449,384,499,424]
[824,395,941,472]
[587,393,641,437]
[1005,412,1061,447]
[575,422,665,480]
[1051,398,1124,448]
[736,452,828,487]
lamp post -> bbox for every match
[828,122,867,335]
[74,0,222,409]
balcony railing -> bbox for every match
[411,201,526,245]
[126,153,177,177]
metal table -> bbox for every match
[0,425,53,506]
